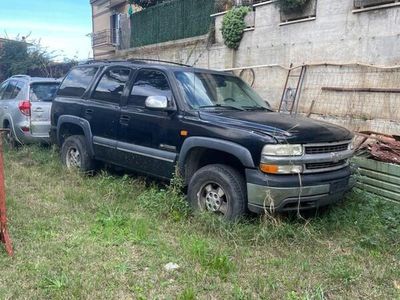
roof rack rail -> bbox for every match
[127,58,191,67]
[79,58,192,68]
[11,75,30,79]
[79,59,126,65]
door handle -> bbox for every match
[85,109,93,115]
[119,115,130,125]
[3,106,8,110]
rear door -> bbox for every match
[85,66,133,162]
[29,81,60,137]
[0,81,9,119]
[1,80,17,118]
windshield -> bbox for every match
[174,71,271,111]
[30,82,60,102]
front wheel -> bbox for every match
[187,164,247,220]
[61,135,96,172]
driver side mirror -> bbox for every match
[145,96,174,111]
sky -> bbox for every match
[0,0,92,61]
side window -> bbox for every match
[58,67,98,98]
[92,68,131,103]
[129,70,172,107]
[2,80,16,100]
[0,82,8,100]
[10,81,24,99]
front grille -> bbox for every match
[306,160,347,170]
[305,143,349,154]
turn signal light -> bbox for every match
[260,163,303,174]
[260,164,279,174]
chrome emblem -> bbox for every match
[331,152,341,163]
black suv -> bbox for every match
[50,60,355,219]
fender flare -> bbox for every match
[57,115,94,156]
[178,137,255,172]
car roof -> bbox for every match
[76,60,232,76]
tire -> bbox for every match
[61,135,96,172]
[187,164,247,220]
[3,125,18,150]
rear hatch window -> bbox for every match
[30,82,60,102]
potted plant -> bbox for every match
[278,0,317,22]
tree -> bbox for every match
[0,38,54,81]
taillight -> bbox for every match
[18,101,31,116]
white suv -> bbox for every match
[0,75,60,146]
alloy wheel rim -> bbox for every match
[66,147,81,169]
[199,182,228,215]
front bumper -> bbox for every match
[246,167,355,213]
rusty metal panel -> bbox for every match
[354,157,400,203]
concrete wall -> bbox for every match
[115,0,400,135]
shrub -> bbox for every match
[130,0,162,8]
[277,0,309,12]
[221,6,251,50]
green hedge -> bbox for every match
[131,0,215,48]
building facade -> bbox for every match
[90,0,135,59]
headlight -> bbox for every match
[260,164,303,174]
[262,144,303,157]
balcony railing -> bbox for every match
[92,29,119,48]
[354,0,397,8]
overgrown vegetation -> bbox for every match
[0,37,75,81]
[277,0,309,12]
[221,6,251,50]
[0,145,399,298]
[130,0,163,8]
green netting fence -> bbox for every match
[131,0,215,48]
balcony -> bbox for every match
[92,29,119,49]
[91,0,126,7]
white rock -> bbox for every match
[164,262,180,271]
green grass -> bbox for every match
[0,145,399,299]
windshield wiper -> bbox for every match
[242,106,272,111]
[198,104,245,111]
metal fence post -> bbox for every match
[0,129,13,257]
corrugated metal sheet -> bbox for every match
[354,157,400,203]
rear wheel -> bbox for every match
[187,164,247,220]
[61,135,96,172]
[3,125,18,149]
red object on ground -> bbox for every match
[0,130,13,256]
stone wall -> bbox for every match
[116,0,400,135]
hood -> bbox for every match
[199,111,353,143]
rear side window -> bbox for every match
[92,68,131,103]
[2,80,17,100]
[0,82,8,100]
[10,81,24,99]
[58,67,98,98]
[30,82,60,102]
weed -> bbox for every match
[40,273,69,291]
[1,146,399,299]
